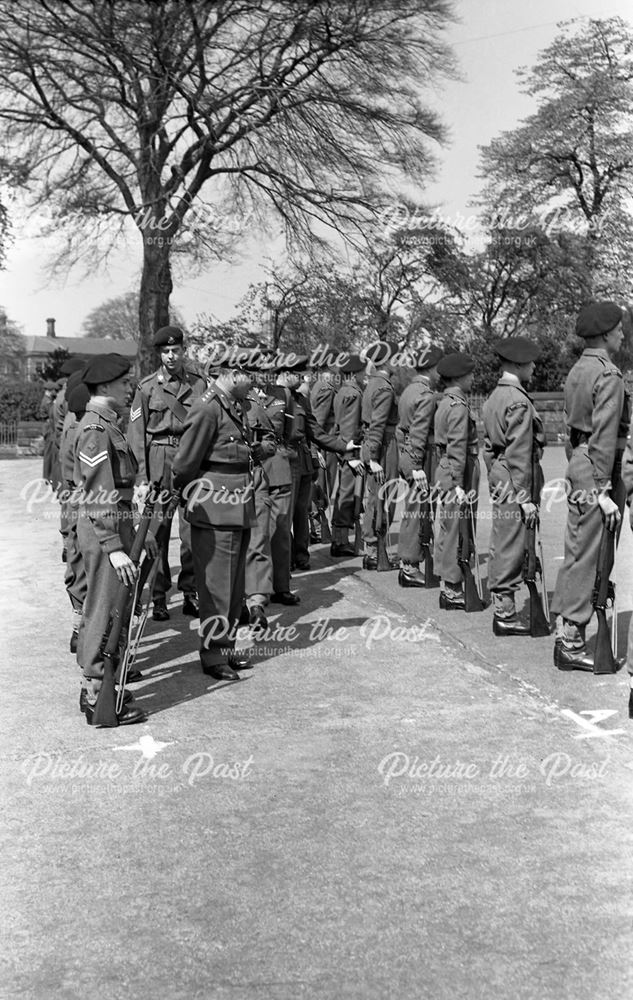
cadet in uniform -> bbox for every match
[396,345,443,586]
[51,357,86,563]
[551,302,628,671]
[276,356,352,572]
[482,338,545,635]
[127,325,207,621]
[433,353,479,609]
[74,354,156,726]
[360,342,400,570]
[172,362,256,681]
[330,355,367,557]
[59,373,90,653]
[309,353,338,541]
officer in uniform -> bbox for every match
[127,325,207,621]
[360,341,400,570]
[551,302,628,671]
[275,356,353,572]
[433,353,479,609]
[74,354,157,726]
[330,355,367,557]
[59,373,90,653]
[396,345,443,586]
[172,361,257,681]
[482,338,545,635]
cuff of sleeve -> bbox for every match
[101,537,125,555]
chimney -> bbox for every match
[46,317,56,338]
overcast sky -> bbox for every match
[0,0,631,340]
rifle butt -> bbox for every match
[528,583,551,637]
[353,521,364,556]
[320,512,332,544]
[463,566,486,612]
[423,548,440,588]
[628,680,633,720]
[592,612,618,675]
[91,657,119,727]
[376,534,394,572]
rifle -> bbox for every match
[419,448,439,588]
[317,454,332,544]
[591,521,619,675]
[522,519,551,637]
[115,490,181,713]
[375,474,394,572]
[352,464,365,555]
[91,486,174,726]
[457,501,486,612]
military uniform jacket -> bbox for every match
[256,390,293,488]
[333,381,362,447]
[310,379,336,431]
[287,388,346,476]
[360,372,398,462]
[563,348,628,491]
[73,400,138,554]
[243,391,287,487]
[172,384,255,529]
[482,377,545,499]
[397,375,436,475]
[127,365,207,485]
[434,387,478,490]
[60,410,80,487]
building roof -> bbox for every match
[21,335,138,358]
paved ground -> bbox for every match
[2,455,633,1000]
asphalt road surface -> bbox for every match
[2,455,632,1000]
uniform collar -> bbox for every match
[413,373,431,385]
[444,385,466,400]
[582,348,611,360]
[86,398,118,422]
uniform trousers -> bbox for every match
[434,462,480,587]
[332,462,355,530]
[64,502,87,612]
[290,457,312,565]
[76,507,134,697]
[551,446,625,626]
[191,524,250,668]
[397,481,427,564]
[246,471,293,603]
[150,445,196,601]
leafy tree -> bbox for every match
[38,348,72,382]
[0,307,25,377]
[81,291,187,342]
[0,0,455,374]
[477,17,633,299]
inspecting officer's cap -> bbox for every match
[336,354,366,374]
[575,302,623,338]
[494,337,540,363]
[66,380,91,415]
[153,325,184,348]
[413,345,443,370]
[361,340,399,366]
[60,357,86,377]
[81,353,131,386]
[437,353,475,378]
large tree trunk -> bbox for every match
[138,233,174,376]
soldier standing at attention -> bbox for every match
[59,373,90,653]
[551,302,628,671]
[309,352,337,542]
[396,345,443,586]
[360,341,400,570]
[330,355,367,557]
[433,353,479,610]
[127,325,207,622]
[482,338,545,635]
[172,362,256,682]
[74,354,157,727]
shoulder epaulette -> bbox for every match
[81,423,105,432]
[139,372,156,386]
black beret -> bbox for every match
[337,354,366,374]
[413,345,443,370]
[576,302,622,339]
[66,380,91,415]
[361,340,399,367]
[276,353,309,372]
[81,353,131,386]
[60,357,86,376]
[494,337,540,364]
[437,353,475,379]
[153,325,184,348]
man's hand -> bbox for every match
[454,485,467,505]
[369,460,384,484]
[411,469,428,490]
[520,501,538,528]
[134,482,150,508]
[598,492,621,532]
[348,459,364,476]
[345,440,360,452]
[109,550,138,586]
[144,531,159,560]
